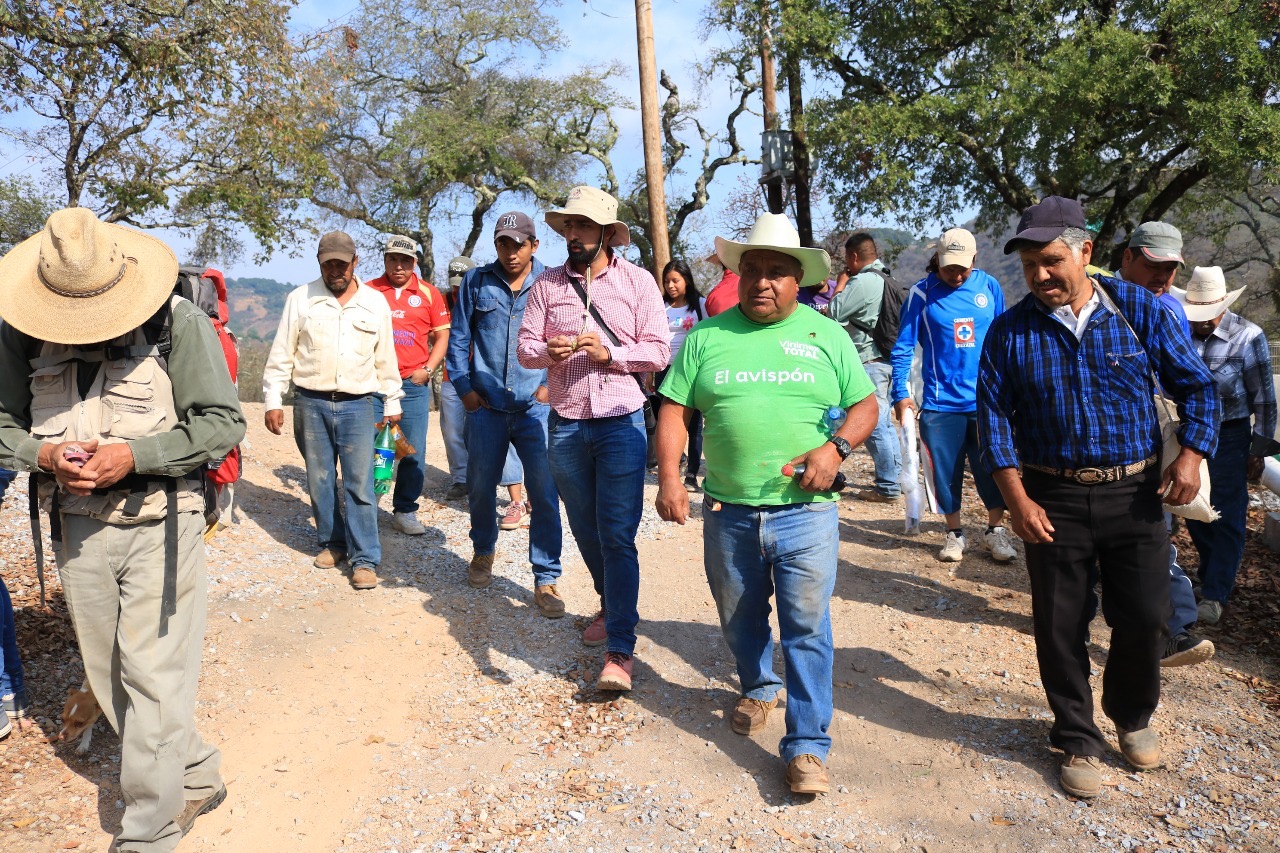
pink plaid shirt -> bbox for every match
[517,255,670,419]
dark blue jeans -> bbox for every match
[1,577,25,706]
[374,379,430,514]
[296,391,381,569]
[1187,418,1252,605]
[548,409,646,655]
[465,404,563,587]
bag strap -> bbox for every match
[566,276,648,394]
[1094,279,1171,409]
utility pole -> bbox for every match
[783,48,813,246]
[634,0,670,279]
[759,7,784,215]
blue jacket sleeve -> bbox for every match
[890,283,925,404]
[445,271,477,398]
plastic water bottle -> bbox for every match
[823,405,845,436]
[374,422,396,495]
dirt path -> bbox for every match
[3,403,1280,852]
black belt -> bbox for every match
[1023,455,1157,485]
[297,387,368,402]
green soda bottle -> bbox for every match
[374,422,396,495]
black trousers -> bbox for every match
[1022,466,1170,757]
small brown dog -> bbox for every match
[59,683,102,754]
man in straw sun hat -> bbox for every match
[517,186,669,692]
[1172,266,1278,627]
[0,207,245,849]
[979,196,1218,799]
[654,212,878,795]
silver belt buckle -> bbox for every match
[1074,467,1107,485]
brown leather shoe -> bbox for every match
[534,584,565,618]
[785,754,830,794]
[731,695,778,735]
[313,548,347,569]
[1060,754,1103,798]
[468,553,495,589]
[351,566,378,590]
[1117,726,1161,770]
[178,784,227,835]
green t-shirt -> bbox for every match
[659,304,874,505]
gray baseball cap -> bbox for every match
[1128,221,1184,266]
[494,211,536,243]
[447,256,476,289]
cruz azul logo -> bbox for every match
[407,294,422,308]
[953,318,976,348]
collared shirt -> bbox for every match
[262,277,405,415]
[704,270,741,317]
[0,307,245,476]
[828,258,891,362]
[366,273,450,377]
[446,258,549,412]
[1193,311,1277,452]
[978,275,1219,472]
[1050,288,1101,340]
[516,255,670,419]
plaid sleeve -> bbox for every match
[977,315,1020,472]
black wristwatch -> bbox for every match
[828,436,853,460]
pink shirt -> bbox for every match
[517,255,670,419]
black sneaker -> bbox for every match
[1161,632,1215,668]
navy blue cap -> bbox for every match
[1003,196,1087,254]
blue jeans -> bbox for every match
[296,391,381,569]
[862,361,901,497]
[702,499,838,763]
[374,378,430,514]
[1,577,25,705]
[1187,418,1252,605]
[465,404,563,587]
[548,409,646,655]
[440,380,523,486]
[919,409,1004,515]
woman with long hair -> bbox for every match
[648,258,706,489]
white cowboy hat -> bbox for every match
[713,214,831,287]
[1170,266,1245,323]
[544,186,631,247]
[0,207,178,346]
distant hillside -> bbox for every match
[226,276,292,343]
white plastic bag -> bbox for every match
[899,409,922,534]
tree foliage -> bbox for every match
[753,0,1280,257]
[0,0,330,260]
[0,175,55,252]
[306,0,626,280]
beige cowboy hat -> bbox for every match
[544,186,631,247]
[713,213,831,287]
[0,207,178,346]
[1170,266,1245,323]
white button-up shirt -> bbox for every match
[262,277,405,415]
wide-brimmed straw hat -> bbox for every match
[0,207,178,346]
[713,214,831,287]
[1170,266,1245,323]
[544,186,631,247]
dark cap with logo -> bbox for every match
[447,256,476,290]
[317,231,358,263]
[493,211,536,243]
[1003,197,1088,254]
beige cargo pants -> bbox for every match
[58,511,222,852]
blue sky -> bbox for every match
[0,0,865,287]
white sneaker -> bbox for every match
[392,512,427,535]
[938,532,965,562]
[983,526,1017,562]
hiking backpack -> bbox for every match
[846,266,910,359]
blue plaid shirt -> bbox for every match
[979,275,1219,472]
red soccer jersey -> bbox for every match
[367,273,451,377]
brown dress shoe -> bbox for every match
[313,548,347,569]
[534,584,565,618]
[785,754,830,794]
[731,696,778,735]
[468,553,495,589]
[351,566,378,590]
[1117,726,1161,770]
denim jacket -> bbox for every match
[446,258,548,412]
